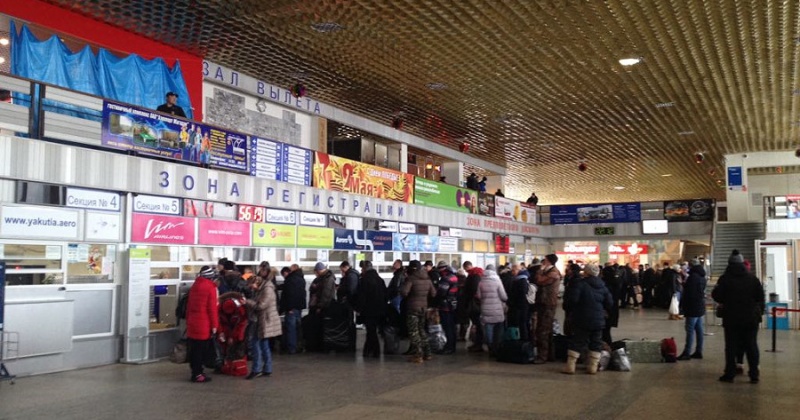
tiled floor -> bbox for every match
[1,308,798,419]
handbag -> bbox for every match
[610,348,632,372]
[169,338,188,364]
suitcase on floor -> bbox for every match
[496,340,534,364]
[302,314,324,352]
[323,316,356,352]
[622,339,663,363]
[221,357,248,376]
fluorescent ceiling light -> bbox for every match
[619,57,642,66]
[614,186,625,190]
[661,173,672,177]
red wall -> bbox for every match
[0,0,203,120]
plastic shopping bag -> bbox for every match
[610,348,632,372]
[668,294,680,316]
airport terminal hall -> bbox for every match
[2,1,800,419]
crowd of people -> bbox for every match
[182,250,765,384]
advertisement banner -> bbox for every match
[663,199,714,221]
[101,100,248,172]
[297,226,334,248]
[332,229,394,251]
[520,204,537,225]
[494,197,537,224]
[549,202,641,225]
[478,193,495,216]
[198,219,251,246]
[392,233,440,252]
[250,137,313,186]
[131,213,196,245]
[414,177,477,213]
[0,205,80,240]
[252,223,297,247]
[313,152,414,203]
[608,243,649,255]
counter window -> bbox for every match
[66,244,114,284]
[2,243,65,285]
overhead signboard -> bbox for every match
[478,193,496,216]
[130,213,195,245]
[333,229,393,251]
[398,223,416,233]
[299,212,327,227]
[0,205,80,240]
[249,137,313,186]
[133,194,182,215]
[549,202,641,225]
[297,226,334,248]
[265,208,296,225]
[100,100,248,172]
[198,219,251,246]
[414,177,477,213]
[392,233,440,252]
[66,188,120,212]
[314,152,414,203]
[238,205,266,222]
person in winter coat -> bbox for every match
[309,262,336,314]
[401,260,436,363]
[338,261,360,306]
[508,265,531,341]
[641,264,655,308]
[219,260,251,298]
[713,250,765,383]
[186,266,219,383]
[476,265,508,356]
[387,259,406,315]
[455,268,470,342]
[244,267,281,379]
[562,263,582,336]
[562,263,613,374]
[499,266,514,295]
[279,264,306,354]
[534,254,562,363]
[434,261,459,354]
[678,259,708,360]
[355,261,387,358]
[601,262,622,345]
[461,264,485,352]
[466,173,479,190]
[478,177,487,192]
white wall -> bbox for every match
[725,151,800,221]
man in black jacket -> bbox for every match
[713,250,765,383]
[338,261,360,305]
[678,259,707,360]
[280,265,306,354]
[356,261,387,358]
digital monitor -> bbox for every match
[642,219,668,235]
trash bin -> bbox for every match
[769,293,779,303]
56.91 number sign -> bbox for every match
[238,205,265,222]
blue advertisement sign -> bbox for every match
[101,101,248,172]
[392,233,440,252]
[250,137,313,186]
[333,229,394,251]
[0,262,5,330]
[549,202,642,225]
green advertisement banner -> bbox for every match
[252,223,297,247]
[297,226,334,248]
[413,177,478,214]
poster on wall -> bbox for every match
[313,152,414,203]
[125,248,151,362]
[392,233,440,252]
[333,229,393,251]
[414,177,477,213]
[100,100,248,172]
[663,199,714,221]
[252,223,297,247]
[250,137,313,186]
[297,226,334,248]
[549,202,641,225]
[494,197,537,224]
[198,219,251,246]
[439,237,459,252]
[786,195,800,219]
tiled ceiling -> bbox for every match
[40,0,800,204]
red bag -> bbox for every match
[661,338,677,363]
[222,358,248,376]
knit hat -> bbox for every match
[545,254,558,265]
[584,263,600,277]
[690,258,701,266]
[198,266,217,279]
[424,260,434,267]
[314,262,327,272]
[728,250,744,264]
[436,260,449,269]
[223,260,236,271]
[408,260,422,270]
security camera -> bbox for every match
[694,152,704,164]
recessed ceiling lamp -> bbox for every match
[613,186,626,190]
[310,22,344,33]
[0,38,8,46]
[619,57,642,66]
[426,82,448,90]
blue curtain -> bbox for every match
[10,21,193,119]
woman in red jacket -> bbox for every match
[186,266,220,383]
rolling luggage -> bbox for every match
[496,340,534,364]
[302,314,323,352]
